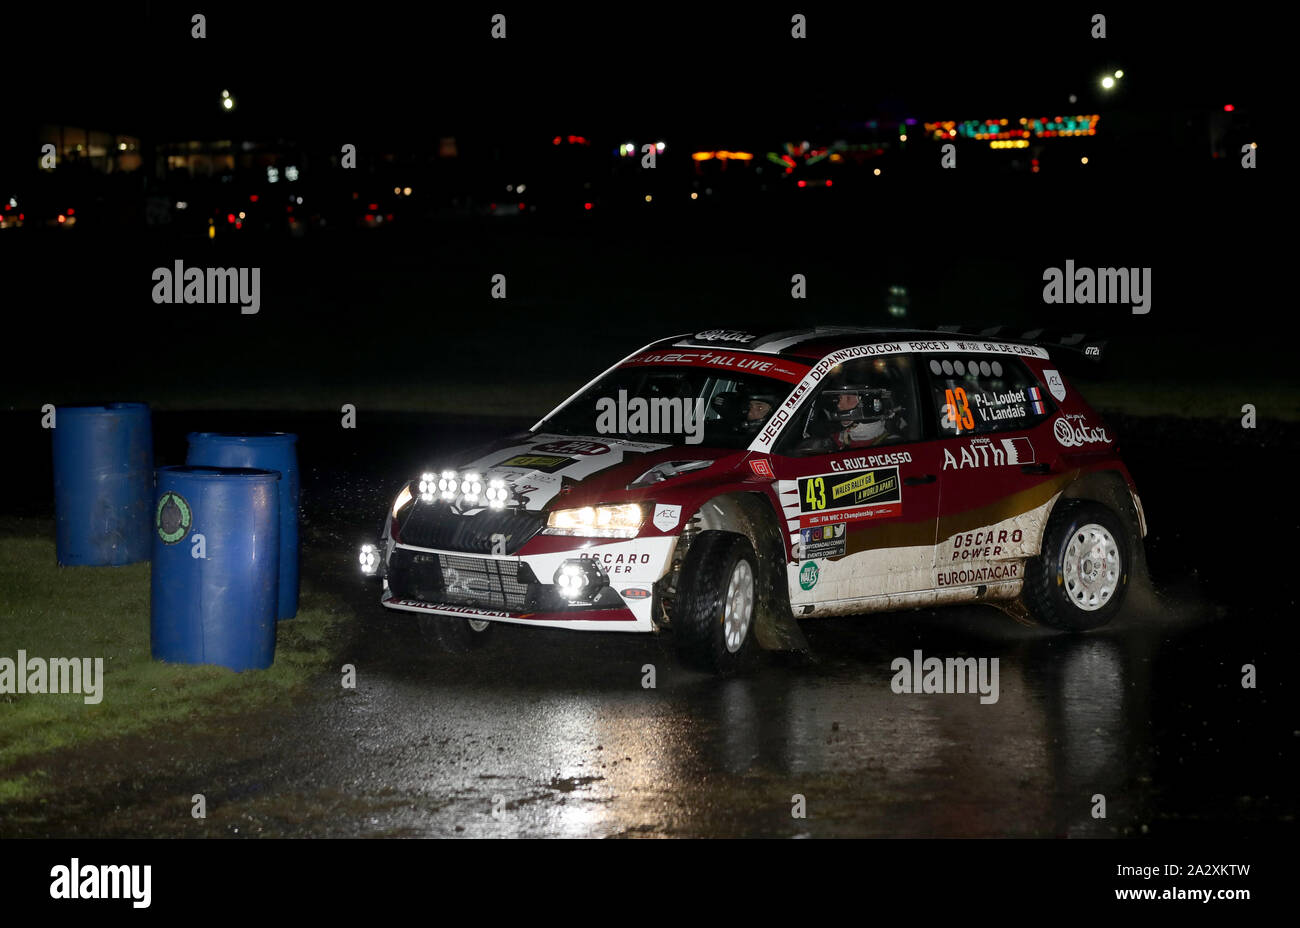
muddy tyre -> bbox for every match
[673,531,759,675]
[1023,500,1129,631]
[418,615,494,653]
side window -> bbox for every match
[925,355,1054,437]
[777,355,922,455]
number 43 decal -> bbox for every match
[945,387,974,432]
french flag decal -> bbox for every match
[1028,386,1045,415]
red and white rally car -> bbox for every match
[362,327,1146,673]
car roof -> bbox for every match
[657,326,1051,362]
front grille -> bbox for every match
[396,502,546,554]
[388,548,535,611]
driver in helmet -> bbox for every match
[742,394,778,433]
[818,384,908,449]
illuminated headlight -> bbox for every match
[416,473,436,502]
[460,472,483,503]
[554,558,607,601]
[544,503,643,538]
[438,470,457,499]
[359,544,379,576]
[392,483,414,517]
[484,479,509,508]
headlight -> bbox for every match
[438,470,457,500]
[544,503,644,538]
[359,544,379,576]
[484,479,509,509]
[416,473,436,502]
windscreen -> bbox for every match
[540,365,794,449]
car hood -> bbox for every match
[452,432,740,511]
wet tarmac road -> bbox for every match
[0,411,1295,837]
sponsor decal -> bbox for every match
[155,491,192,544]
[580,551,652,575]
[652,503,682,532]
[800,523,846,559]
[693,329,757,343]
[532,439,610,456]
[748,458,775,479]
[935,563,1021,587]
[622,350,807,383]
[499,454,573,473]
[1053,415,1110,448]
[799,467,901,513]
[942,437,1035,470]
[391,599,514,618]
[948,528,1024,561]
[1042,369,1066,402]
[803,504,899,527]
[620,587,651,600]
[829,450,912,472]
[799,561,820,590]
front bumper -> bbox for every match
[379,535,677,632]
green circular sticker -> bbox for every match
[799,561,819,591]
[156,491,192,544]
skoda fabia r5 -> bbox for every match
[361,327,1146,674]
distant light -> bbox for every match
[67,208,74,215]
[1250,141,1257,149]
[644,195,652,202]
[208,223,215,239]
[296,196,303,204]
[690,192,698,200]
[238,211,246,219]
[797,180,806,187]
[227,213,235,223]
[8,198,16,207]
[1080,157,1089,165]
[1069,94,1078,104]
[584,202,592,210]
[873,168,881,176]
[518,203,525,210]
[655,141,665,152]
[249,194,258,202]
[285,166,299,181]
[368,203,378,211]
[118,142,127,151]
[1114,70,1124,79]
[553,136,562,145]
[825,179,832,187]
[57,214,65,223]
[176,201,188,210]
[1101,76,1115,90]
[1223,104,1235,112]
[267,166,279,183]
[506,184,513,192]
[394,187,401,194]
[222,97,234,110]
[221,89,230,98]
[899,134,908,142]
[403,187,411,196]
[516,184,525,193]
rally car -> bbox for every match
[360,326,1146,674]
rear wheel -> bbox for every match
[672,531,759,675]
[418,614,495,653]
[1023,500,1129,631]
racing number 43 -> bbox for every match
[946,388,974,432]
[805,476,827,511]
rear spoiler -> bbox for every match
[936,325,1107,363]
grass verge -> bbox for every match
[0,529,345,801]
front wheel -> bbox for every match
[672,531,759,675]
[1022,500,1130,631]
[418,614,495,653]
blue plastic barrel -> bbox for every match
[151,465,280,671]
[52,403,153,566]
[186,432,299,620]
